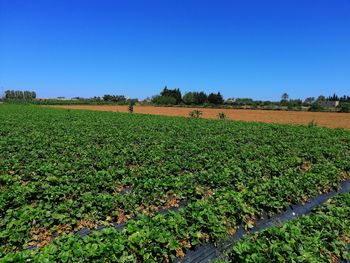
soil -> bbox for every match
[49,105,350,129]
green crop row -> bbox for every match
[0,105,349,260]
[217,191,350,263]
[2,184,349,262]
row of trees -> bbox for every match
[281,93,350,104]
[4,90,36,100]
[70,95,138,104]
[2,88,348,112]
[327,94,350,102]
[152,87,224,105]
[280,93,350,112]
[150,89,349,112]
[102,95,127,103]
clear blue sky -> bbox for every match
[0,0,349,100]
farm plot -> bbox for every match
[0,104,349,261]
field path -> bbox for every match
[49,105,350,129]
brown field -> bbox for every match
[50,105,350,129]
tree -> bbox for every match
[160,86,182,104]
[316,95,326,102]
[280,93,289,106]
[339,95,350,102]
[208,92,224,105]
[327,93,339,101]
[193,92,208,104]
[304,97,315,105]
[102,95,127,103]
[4,90,36,100]
[308,103,324,112]
[103,94,112,101]
[183,92,195,105]
[281,93,289,101]
[152,95,177,105]
[5,90,11,99]
[339,103,350,113]
[235,98,254,105]
[183,92,208,105]
[287,99,302,110]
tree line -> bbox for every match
[152,86,224,105]
[4,90,36,100]
[151,87,350,106]
[1,88,349,112]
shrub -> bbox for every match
[339,103,350,113]
[128,102,134,114]
[308,120,318,127]
[189,110,202,118]
[152,96,177,105]
[308,103,324,112]
[217,112,227,120]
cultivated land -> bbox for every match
[51,105,350,129]
[1,104,350,262]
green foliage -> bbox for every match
[208,92,224,105]
[103,95,127,103]
[160,86,182,104]
[4,90,36,100]
[183,92,208,105]
[308,103,324,112]
[339,103,350,113]
[152,95,177,105]
[233,98,254,106]
[280,92,289,105]
[287,99,302,110]
[304,97,315,104]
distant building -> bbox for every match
[319,101,339,107]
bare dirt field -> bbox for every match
[50,105,350,129]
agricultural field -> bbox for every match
[51,105,350,129]
[0,104,350,262]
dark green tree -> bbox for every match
[152,95,177,105]
[208,92,224,105]
[160,86,182,104]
